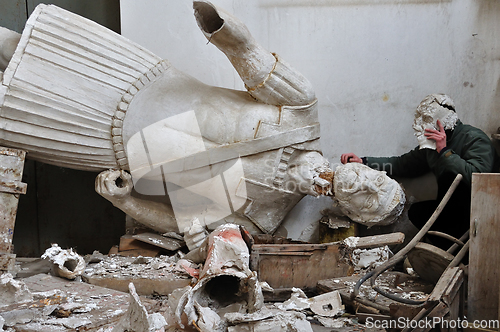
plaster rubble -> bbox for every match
[41,244,85,280]
[351,246,391,271]
[112,283,167,332]
[0,273,33,307]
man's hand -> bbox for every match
[340,153,362,164]
[424,119,447,153]
[95,170,133,204]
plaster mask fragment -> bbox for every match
[333,163,405,226]
[412,93,458,150]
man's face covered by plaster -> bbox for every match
[333,163,405,226]
[412,93,458,150]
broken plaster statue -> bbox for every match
[0,2,331,236]
[176,224,263,331]
[332,163,406,226]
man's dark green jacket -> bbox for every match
[364,121,497,187]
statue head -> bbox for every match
[333,163,405,226]
[412,93,458,150]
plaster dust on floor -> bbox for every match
[0,227,443,332]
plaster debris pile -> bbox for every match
[341,236,392,272]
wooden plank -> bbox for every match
[349,232,405,249]
[468,173,500,321]
[411,302,449,332]
[132,232,185,251]
[428,267,462,303]
[441,269,463,307]
[258,251,313,256]
[252,233,404,253]
[251,243,327,253]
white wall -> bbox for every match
[121,0,500,239]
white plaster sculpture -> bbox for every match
[175,224,263,331]
[413,93,458,150]
[0,2,332,236]
[333,163,406,226]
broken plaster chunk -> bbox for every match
[112,283,167,332]
[351,246,391,271]
[259,281,273,292]
[174,259,199,278]
[183,217,208,251]
[309,291,344,317]
[45,316,92,330]
[227,309,313,332]
[343,236,359,248]
[194,302,226,332]
[0,273,33,307]
[315,316,354,328]
[41,244,85,280]
[275,287,310,311]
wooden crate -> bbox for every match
[245,232,404,291]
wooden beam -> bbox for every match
[350,232,405,249]
[468,173,500,321]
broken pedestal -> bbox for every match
[0,147,27,273]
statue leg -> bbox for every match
[0,27,21,72]
[193,1,315,106]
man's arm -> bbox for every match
[365,148,430,178]
[341,150,430,178]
